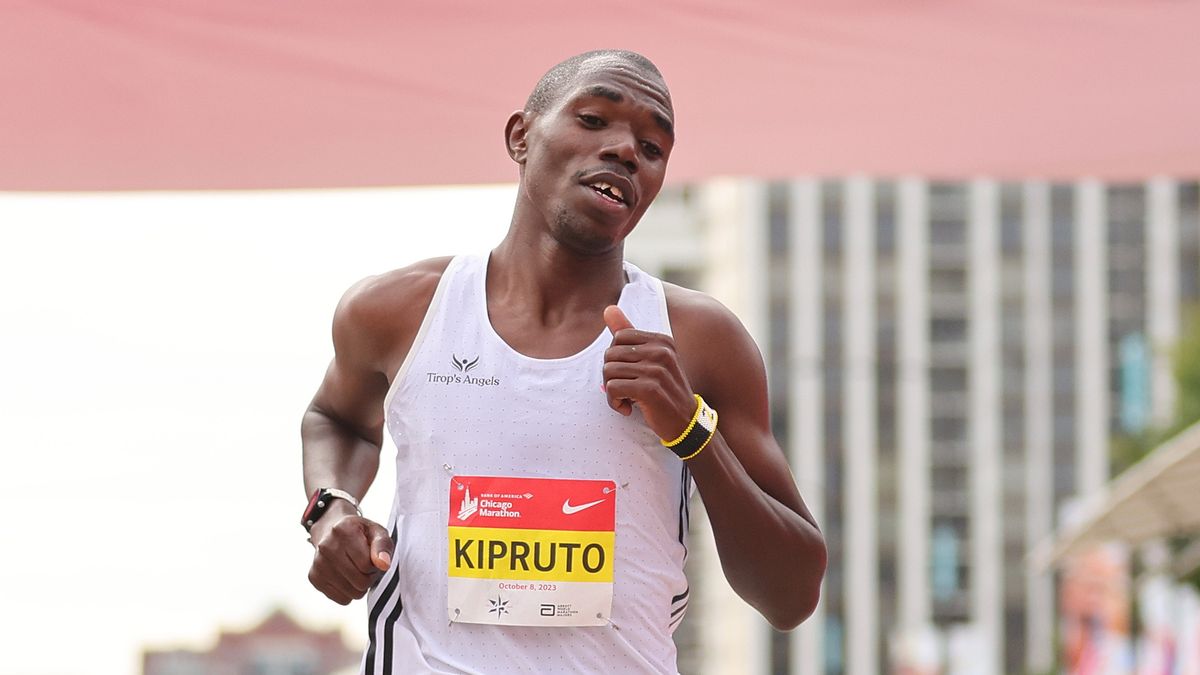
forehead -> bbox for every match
[563,59,674,124]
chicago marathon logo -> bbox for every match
[427,353,500,387]
[455,482,527,521]
[457,486,479,520]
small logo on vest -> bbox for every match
[562,498,606,515]
[487,595,510,617]
[427,353,501,387]
[457,486,479,521]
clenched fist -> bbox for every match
[307,502,394,605]
[602,305,699,443]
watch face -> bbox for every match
[302,489,326,529]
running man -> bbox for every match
[300,49,826,674]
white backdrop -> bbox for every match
[0,185,515,675]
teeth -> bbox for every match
[588,180,625,203]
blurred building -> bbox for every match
[628,177,1200,675]
[142,608,359,675]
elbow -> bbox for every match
[765,536,828,631]
[766,588,820,631]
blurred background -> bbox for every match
[2,2,1199,674]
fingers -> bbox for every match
[603,367,664,407]
[604,322,670,351]
[603,360,671,387]
[368,524,396,572]
[308,517,392,605]
[603,308,668,415]
[603,344,641,364]
[309,564,354,605]
[602,305,693,429]
[603,362,666,417]
[603,338,676,364]
[604,305,634,334]
[603,305,637,415]
[309,548,368,605]
[604,390,634,416]
[603,376,636,416]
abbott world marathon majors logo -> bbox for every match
[427,353,500,387]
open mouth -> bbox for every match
[587,180,627,206]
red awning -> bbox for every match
[3,0,1197,191]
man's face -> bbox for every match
[518,60,675,255]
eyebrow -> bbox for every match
[581,85,675,138]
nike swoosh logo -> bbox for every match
[562,498,606,515]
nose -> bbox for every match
[599,130,638,175]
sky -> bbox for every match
[0,186,517,675]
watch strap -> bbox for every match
[301,487,363,532]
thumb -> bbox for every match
[604,305,635,335]
[368,524,395,572]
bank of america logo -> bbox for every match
[457,486,478,521]
[451,355,480,372]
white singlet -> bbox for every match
[361,254,692,675]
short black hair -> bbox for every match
[524,49,667,114]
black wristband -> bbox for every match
[301,487,362,532]
[660,395,718,460]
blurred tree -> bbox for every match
[1111,305,1200,475]
[1173,306,1200,426]
[1110,306,1200,592]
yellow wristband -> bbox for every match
[661,394,718,460]
[662,394,706,448]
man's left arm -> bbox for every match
[602,294,826,630]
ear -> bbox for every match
[505,110,530,164]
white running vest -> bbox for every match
[362,254,692,675]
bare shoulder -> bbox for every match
[332,256,454,374]
[662,282,743,334]
[336,256,453,326]
[662,282,765,400]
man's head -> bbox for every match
[524,50,669,116]
[505,50,675,256]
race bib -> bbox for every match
[447,475,616,626]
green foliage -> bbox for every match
[1173,306,1200,429]
[1111,305,1200,474]
[1171,309,1200,589]
[1110,430,1156,476]
[1184,563,1200,594]
[1110,306,1200,587]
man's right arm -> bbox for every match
[301,258,450,605]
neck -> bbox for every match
[488,203,628,325]
[479,192,632,358]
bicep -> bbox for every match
[307,288,392,443]
[309,355,389,443]
[306,259,449,445]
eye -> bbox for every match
[641,141,663,158]
[578,114,604,128]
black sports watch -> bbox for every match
[301,487,362,533]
